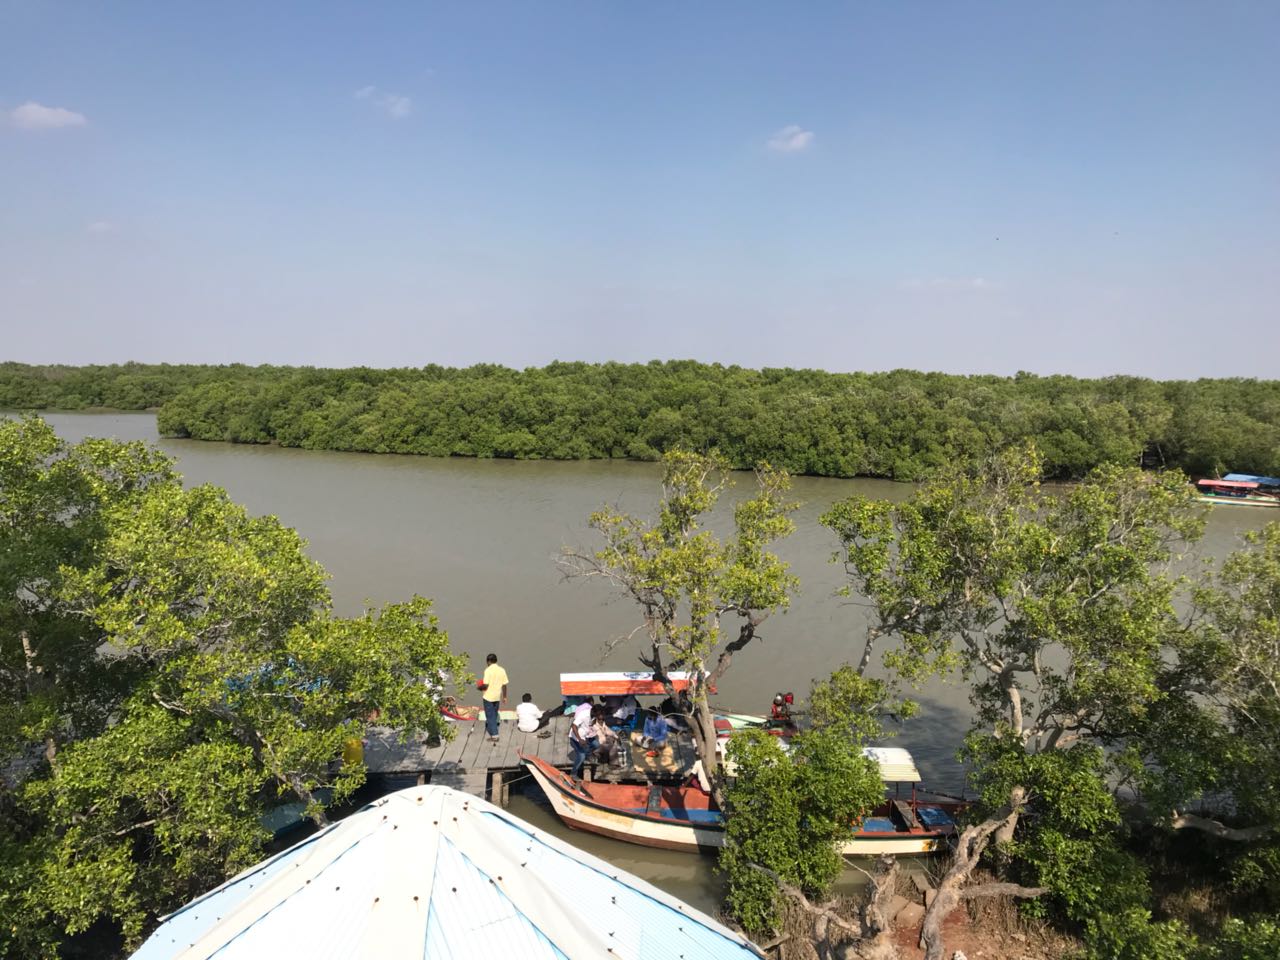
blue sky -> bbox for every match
[2,2,1277,376]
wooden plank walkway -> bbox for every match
[362,715,698,805]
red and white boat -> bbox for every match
[1195,478,1280,508]
[521,750,962,856]
[559,671,707,697]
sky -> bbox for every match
[2,2,1278,378]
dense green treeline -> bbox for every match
[3,360,1279,479]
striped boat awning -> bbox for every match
[1199,479,1259,489]
[560,671,703,696]
[863,746,922,783]
[130,785,762,960]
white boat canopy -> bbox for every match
[862,746,922,783]
[129,784,762,960]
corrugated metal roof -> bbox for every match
[130,785,762,960]
[862,747,921,783]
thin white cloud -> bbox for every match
[766,124,813,153]
[354,85,412,119]
[382,94,412,119]
[84,221,115,235]
[902,276,996,291]
[10,101,88,130]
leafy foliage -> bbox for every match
[5,361,1280,479]
[822,446,1234,957]
[1132,521,1280,900]
[1080,908,1200,960]
[963,736,1150,923]
[719,720,883,936]
[563,450,798,795]
[0,417,465,956]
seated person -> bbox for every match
[515,692,543,733]
[641,707,669,757]
[591,707,623,766]
[611,693,639,729]
[769,693,792,724]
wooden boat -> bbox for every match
[522,753,725,852]
[1225,472,1280,492]
[521,752,962,856]
[1195,478,1280,508]
[439,697,516,722]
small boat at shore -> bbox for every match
[1195,476,1280,508]
[439,697,516,722]
[521,750,962,856]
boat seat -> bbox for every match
[891,799,918,830]
[645,785,663,816]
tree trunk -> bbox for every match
[992,786,1024,846]
[642,642,727,806]
[708,618,759,687]
[919,790,1043,960]
[21,630,59,770]
[1171,812,1275,843]
[292,776,330,828]
[690,688,725,807]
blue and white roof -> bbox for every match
[1224,473,1280,489]
[130,785,762,960]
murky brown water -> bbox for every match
[36,412,1273,914]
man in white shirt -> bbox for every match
[570,697,597,778]
[611,693,638,727]
[515,693,543,733]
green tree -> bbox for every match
[1135,522,1280,899]
[561,450,798,803]
[821,446,1206,959]
[0,417,465,956]
[719,673,886,939]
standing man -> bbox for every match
[569,696,597,779]
[480,653,508,743]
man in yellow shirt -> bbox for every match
[480,653,509,742]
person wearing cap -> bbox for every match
[480,653,508,742]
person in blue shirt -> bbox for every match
[641,707,669,757]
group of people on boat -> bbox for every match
[564,696,676,777]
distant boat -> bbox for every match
[521,751,962,856]
[439,696,516,722]
[1195,477,1280,508]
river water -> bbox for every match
[37,412,1274,913]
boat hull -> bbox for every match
[523,755,723,852]
[1196,495,1279,508]
[521,754,956,857]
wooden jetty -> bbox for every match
[362,715,697,806]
